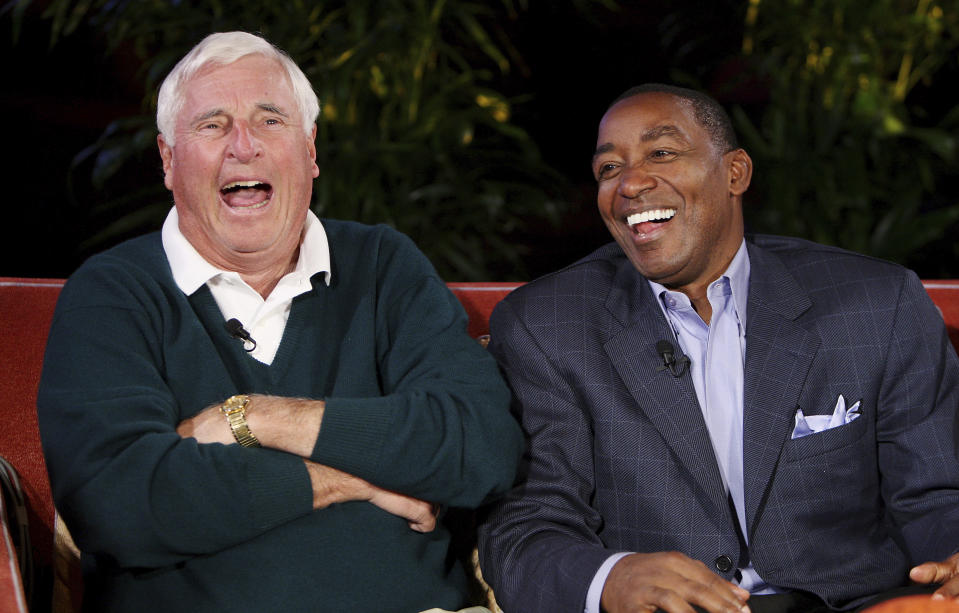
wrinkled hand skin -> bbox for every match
[910,552,959,601]
[303,460,437,532]
[601,551,750,613]
[176,399,235,444]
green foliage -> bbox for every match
[16,0,581,280]
[734,0,959,268]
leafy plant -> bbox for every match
[731,0,959,270]
[10,0,618,280]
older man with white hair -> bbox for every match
[38,31,522,613]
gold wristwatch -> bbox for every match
[220,394,261,448]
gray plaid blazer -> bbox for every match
[478,234,959,613]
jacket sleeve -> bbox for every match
[311,229,524,509]
[877,270,959,563]
[38,261,314,570]
[476,297,618,613]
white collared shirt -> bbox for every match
[161,207,331,365]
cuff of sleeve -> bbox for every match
[310,396,395,480]
[585,552,633,613]
[246,448,314,530]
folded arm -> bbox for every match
[177,394,437,531]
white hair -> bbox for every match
[156,31,320,146]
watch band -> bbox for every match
[220,394,261,448]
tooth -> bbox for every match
[224,180,262,190]
[626,209,675,225]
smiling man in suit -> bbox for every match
[477,84,959,613]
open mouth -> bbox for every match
[626,208,675,233]
[220,180,273,210]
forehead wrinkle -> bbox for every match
[641,124,688,144]
[190,108,226,124]
[593,123,693,162]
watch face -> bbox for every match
[222,395,248,414]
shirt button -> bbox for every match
[714,555,734,572]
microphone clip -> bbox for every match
[656,339,690,378]
[224,318,257,352]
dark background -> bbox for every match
[0,2,733,280]
[3,1,955,281]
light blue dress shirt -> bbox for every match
[585,241,778,613]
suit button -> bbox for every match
[714,555,733,572]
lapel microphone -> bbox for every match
[224,318,257,352]
[656,339,690,377]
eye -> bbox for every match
[650,149,677,161]
[195,118,226,134]
[595,161,620,180]
[261,114,288,129]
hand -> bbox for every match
[303,460,437,532]
[176,400,234,445]
[368,487,439,533]
[601,552,750,613]
[910,552,959,601]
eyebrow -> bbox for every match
[257,103,289,117]
[592,124,690,161]
[190,103,291,125]
[641,124,686,143]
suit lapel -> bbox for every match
[741,243,820,536]
[603,261,733,522]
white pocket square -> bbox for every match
[792,394,861,440]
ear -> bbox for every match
[727,148,752,196]
[308,124,319,178]
[158,134,175,191]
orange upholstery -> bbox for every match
[0,279,62,572]
[447,283,522,339]
[924,281,959,353]
[0,492,28,612]
[1,276,957,611]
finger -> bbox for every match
[643,584,748,613]
[644,585,698,613]
[682,581,750,613]
[911,562,950,584]
[408,516,436,533]
[660,554,749,608]
[931,577,959,601]
[614,553,749,613]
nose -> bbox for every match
[618,165,656,199]
[227,121,262,163]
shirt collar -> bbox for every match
[647,239,750,326]
[725,239,750,326]
[161,207,332,296]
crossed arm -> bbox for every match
[176,394,437,532]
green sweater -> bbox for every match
[38,220,523,613]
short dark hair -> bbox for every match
[610,84,738,153]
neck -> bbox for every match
[235,248,299,298]
[687,291,713,326]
